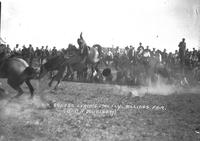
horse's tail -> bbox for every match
[22,66,37,79]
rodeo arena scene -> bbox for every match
[0,0,200,141]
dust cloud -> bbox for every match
[0,77,53,120]
[113,75,199,97]
[113,82,178,97]
[0,94,47,119]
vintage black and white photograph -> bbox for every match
[0,0,200,140]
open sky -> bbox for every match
[1,0,200,52]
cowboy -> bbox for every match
[77,32,86,50]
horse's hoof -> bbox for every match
[29,95,34,100]
[8,95,21,102]
[13,94,22,99]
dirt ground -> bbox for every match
[0,78,200,141]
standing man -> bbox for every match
[137,42,144,60]
[107,48,113,65]
[178,38,186,67]
[162,49,168,65]
[178,38,187,84]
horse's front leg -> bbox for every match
[54,79,61,90]
[49,74,57,87]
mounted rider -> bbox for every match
[77,32,88,56]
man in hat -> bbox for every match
[178,38,186,67]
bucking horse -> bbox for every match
[39,54,69,89]
[38,45,87,89]
[39,33,103,87]
[0,49,37,99]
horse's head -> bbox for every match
[23,67,38,79]
[68,44,75,50]
[67,44,79,56]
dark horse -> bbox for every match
[64,44,88,81]
[0,51,37,99]
[38,50,86,89]
[38,54,69,89]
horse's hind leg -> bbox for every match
[25,80,34,99]
[53,67,66,90]
[8,80,24,98]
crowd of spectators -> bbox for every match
[0,38,199,72]
[102,39,200,72]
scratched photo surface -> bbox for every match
[0,0,200,141]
